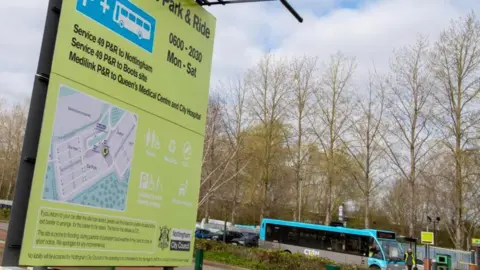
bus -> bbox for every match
[259,219,405,269]
[113,1,152,40]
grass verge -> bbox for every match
[195,240,367,270]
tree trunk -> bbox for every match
[0,169,5,199]
[6,177,13,200]
[409,113,417,238]
[299,180,302,221]
[364,193,370,229]
[454,82,463,249]
[204,195,210,222]
[296,175,301,221]
[325,147,334,225]
[466,229,472,251]
[231,177,238,224]
[260,177,268,221]
[325,177,332,225]
[409,181,415,237]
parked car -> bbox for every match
[211,230,244,243]
[231,232,259,247]
[195,228,216,239]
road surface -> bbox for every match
[0,222,8,231]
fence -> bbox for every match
[401,243,473,270]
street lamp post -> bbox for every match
[427,216,441,259]
[427,216,441,245]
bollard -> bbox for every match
[432,259,436,270]
[424,259,432,270]
[195,248,204,270]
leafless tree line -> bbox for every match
[198,12,480,250]
[0,99,28,201]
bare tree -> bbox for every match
[311,52,356,225]
[284,56,317,221]
[220,76,251,224]
[382,178,410,228]
[430,12,480,249]
[197,143,249,209]
[0,99,28,199]
[247,53,290,221]
[383,37,435,237]
[200,94,223,220]
[344,73,387,228]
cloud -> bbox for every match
[206,0,480,86]
[1,0,480,104]
[0,1,48,105]
[0,72,33,102]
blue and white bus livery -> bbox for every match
[259,219,405,270]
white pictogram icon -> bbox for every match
[100,0,110,13]
[113,1,152,40]
[139,172,162,191]
[178,180,188,197]
[82,0,95,6]
[183,141,192,161]
[145,129,160,150]
[168,140,176,154]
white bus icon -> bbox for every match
[113,1,152,40]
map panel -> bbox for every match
[43,85,138,211]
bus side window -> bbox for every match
[298,228,308,247]
[266,224,282,243]
[360,236,370,256]
[298,228,319,249]
[345,234,362,256]
[285,227,299,246]
[266,224,272,239]
[317,230,326,250]
[326,232,342,252]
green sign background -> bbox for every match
[20,0,215,266]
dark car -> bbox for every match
[211,230,244,243]
[195,228,216,239]
[231,232,259,247]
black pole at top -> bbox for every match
[279,0,303,23]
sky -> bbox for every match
[1,0,480,105]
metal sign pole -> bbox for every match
[2,0,61,266]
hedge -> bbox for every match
[195,239,368,270]
[0,209,9,221]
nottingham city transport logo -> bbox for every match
[77,0,156,53]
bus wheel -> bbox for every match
[138,32,142,39]
[119,21,124,28]
[369,265,380,270]
[283,250,291,254]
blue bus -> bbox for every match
[259,219,405,269]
